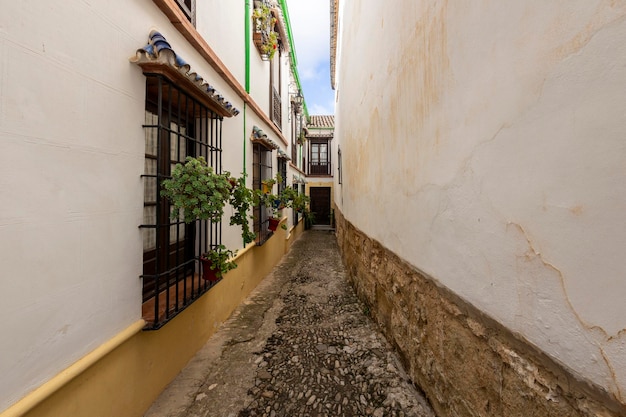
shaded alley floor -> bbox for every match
[144,230,435,417]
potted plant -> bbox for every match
[161,156,232,224]
[291,191,310,214]
[255,173,303,232]
[252,3,273,32]
[200,245,237,281]
[296,131,306,145]
[261,177,276,194]
[251,3,279,60]
[268,215,281,232]
[161,157,254,276]
[260,30,279,60]
[304,208,315,230]
[254,190,282,231]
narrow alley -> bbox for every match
[144,231,435,417]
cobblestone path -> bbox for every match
[145,230,435,417]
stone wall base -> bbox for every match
[335,210,625,417]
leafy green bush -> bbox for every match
[161,156,232,224]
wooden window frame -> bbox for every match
[308,139,332,176]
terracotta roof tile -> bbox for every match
[307,115,335,128]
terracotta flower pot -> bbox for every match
[253,32,263,48]
[200,257,219,281]
[268,217,280,231]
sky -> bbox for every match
[285,1,335,116]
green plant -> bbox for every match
[304,208,315,230]
[252,3,278,59]
[161,158,257,272]
[161,156,232,223]
[261,177,276,194]
[229,174,257,245]
[254,173,310,232]
[291,192,310,213]
[252,3,279,60]
[261,171,284,195]
[202,245,237,279]
[254,189,281,216]
[251,3,273,28]
[261,31,279,59]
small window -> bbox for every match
[175,0,195,25]
[292,183,305,225]
[253,143,273,245]
[270,55,282,129]
[309,139,331,175]
[277,158,287,195]
[338,147,342,184]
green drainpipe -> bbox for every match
[245,0,251,94]
[242,0,251,247]
[279,0,310,171]
[244,0,251,178]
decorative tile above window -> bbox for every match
[130,31,239,118]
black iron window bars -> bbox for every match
[253,143,274,245]
[140,74,224,330]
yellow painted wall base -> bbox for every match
[1,221,305,417]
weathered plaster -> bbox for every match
[335,0,626,405]
[336,212,626,416]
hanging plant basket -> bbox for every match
[253,32,263,49]
[252,4,279,60]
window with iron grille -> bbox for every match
[338,146,342,184]
[291,110,298,162]
[309,139,331,175]
[175,0,196,25]
[277,157,287,195]
[270,52,282,129]
[292,183,305,226]
[140,74,223,329]
[252,143,273,245]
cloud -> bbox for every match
[285,0,334,115]
[308,100,335,116]
[286,1,330,71]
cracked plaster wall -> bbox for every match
[334,0,626,404]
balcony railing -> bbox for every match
[308,162,332,176]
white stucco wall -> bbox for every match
[0,1,147,408]
[0,0,255,410]
[335,0,626,403]
[196,1,246,83]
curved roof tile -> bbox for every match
[308,115,335,128]
[130,31,239,117]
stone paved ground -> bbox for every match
[144,230,435,417]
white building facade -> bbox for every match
[0,1,307,415]
[333,1,626,415]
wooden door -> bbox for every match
[309,187,331,225]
